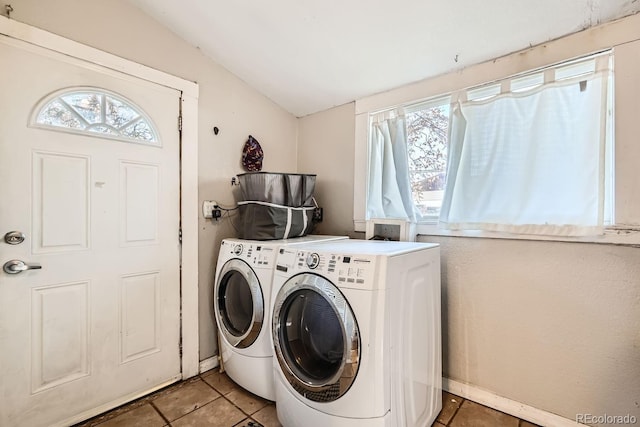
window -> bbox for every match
[405,99,450,220]
[31,87,160,145]
[367,51,613,237]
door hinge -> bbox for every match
[178,228,183,244]
[178,115,183,131]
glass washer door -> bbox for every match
[272,273,360,402]
[215,259,264,348]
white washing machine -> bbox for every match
[271,240,442,426]
[213,235,347,401]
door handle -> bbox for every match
[3,259,42,275]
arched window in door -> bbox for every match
[31,87,160,146]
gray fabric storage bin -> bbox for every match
[237,172,316,207]
[237,201,315,240]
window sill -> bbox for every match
[354,220,640,246]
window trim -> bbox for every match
[353,16,640,245]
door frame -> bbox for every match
[0,16,200,379]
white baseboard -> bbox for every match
[443,378,584,427]
[199,356,220,374]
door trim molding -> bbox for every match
[0,15,200,379]
[199,356,220,374]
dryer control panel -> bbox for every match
[279,249,377,290]
[219,240,277,268]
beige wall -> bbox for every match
[9,0,299,360]
[426,236,640,420]
[296,16,640,423]
[297,102,358,238]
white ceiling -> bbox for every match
[127,0,639,117]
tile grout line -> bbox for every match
[156,392,224,425]
[199,372,268,420]
[150,376,227,426]
[446,397,466,426]
[149,400,172,426]
[75,374,269,427]
[214,391,268,427]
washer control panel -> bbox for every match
[284,249,376,289]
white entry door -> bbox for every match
[0,36,182,427]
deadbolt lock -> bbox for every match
[4,231,25,245]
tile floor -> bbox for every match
[74,370,541,427]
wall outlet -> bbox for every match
[202,200,218,219]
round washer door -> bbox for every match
[272,273,360,402]
[215,259,264,348]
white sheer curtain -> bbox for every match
[440,59,610,236]
[367,111,415,220]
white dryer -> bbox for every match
[271,240,442,426]
[213,235,347,401]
